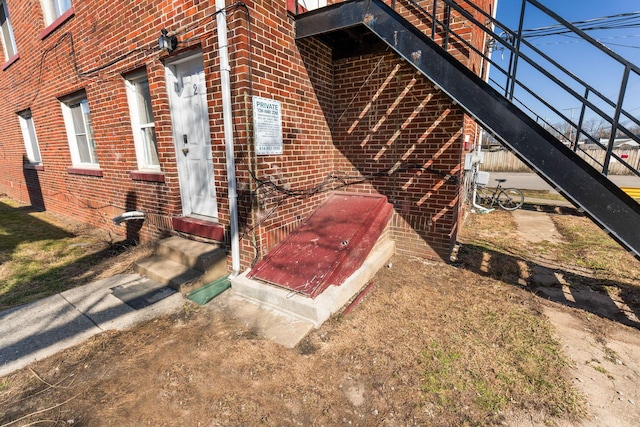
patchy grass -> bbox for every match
[0,196,149,310]
[461,209,640,297]
[0,199,611,426]
[551,215,640,278]
[0,256,586,426]
[399,263,581,422]
[521,189,568,202]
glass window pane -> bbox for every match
[142,127,159,166]
[126,73,159,169]
[54,0,71,17]
[68,98,97,165]
[70,103,85,136]
[136,80,154,124]
[26,118,41,163]
[81,100,94,139]
[0,1,16,58]
[81,101,97,163]
[76,134,91,163]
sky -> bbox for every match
[489,0,640,133]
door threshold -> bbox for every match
[173,216,225,242]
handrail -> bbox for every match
[400,0,640,176]
[292,0,640,177]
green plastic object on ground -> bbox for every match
[187,276,231,305]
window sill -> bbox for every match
[67,166,103,177]
[130,171,165,182]
[23,163,44,171]
[40,8,75,40]
[1,53,20,71]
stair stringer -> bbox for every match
[295,0,640,258]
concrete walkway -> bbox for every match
[0,274,184,377]
[489,172,640,192]
[0,239,394,376]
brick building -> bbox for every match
[0,0,494,273]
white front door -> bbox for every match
[166,53,218,219]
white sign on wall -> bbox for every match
[253,96,283,155]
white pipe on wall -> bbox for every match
[111,211,145,226]
[216,0,241,276]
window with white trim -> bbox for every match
[298,0,326,11]
[125,70,160,170]
[60,93,98,166]
[41,0,71,26]
[0,0,17,60]
[18,110,42,164]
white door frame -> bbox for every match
[165,51,218,219]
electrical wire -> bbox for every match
[521,11,640,39]
[248,164,457,206]
[238,163,458,257]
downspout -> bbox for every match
[216,0,241,276]
[471,0,498,213]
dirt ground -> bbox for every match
[1,207,640,426]
[460,208,640,427]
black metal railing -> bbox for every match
[293,0,640,177]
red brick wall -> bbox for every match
[224,1,337,268]
[331,54,465,260]
[0,0,491,271]
[0,0,227,244]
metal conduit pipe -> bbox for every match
[470,0,498,215]
[216,0,241,277]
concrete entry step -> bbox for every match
[134,236,228,295]
[156,236,227,273]
[135,257,202,291]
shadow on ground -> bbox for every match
[456,243,640,330]
[0,198,136,310]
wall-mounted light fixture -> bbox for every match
[158,29,178,53]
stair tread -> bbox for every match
[158,236,222,257]
[155,236,226,270]
[135,256,202,288]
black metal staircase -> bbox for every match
[294,0,640,259]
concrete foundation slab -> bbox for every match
[206,291,315,348]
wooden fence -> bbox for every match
[481,148,640,175]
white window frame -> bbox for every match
[18,110,42,165]
[40,0,71,26]
[125,70,160,170]
[298,0,326,11]
[0,0,17,61]
[60,93,99,167]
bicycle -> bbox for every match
[475,178,524,211]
